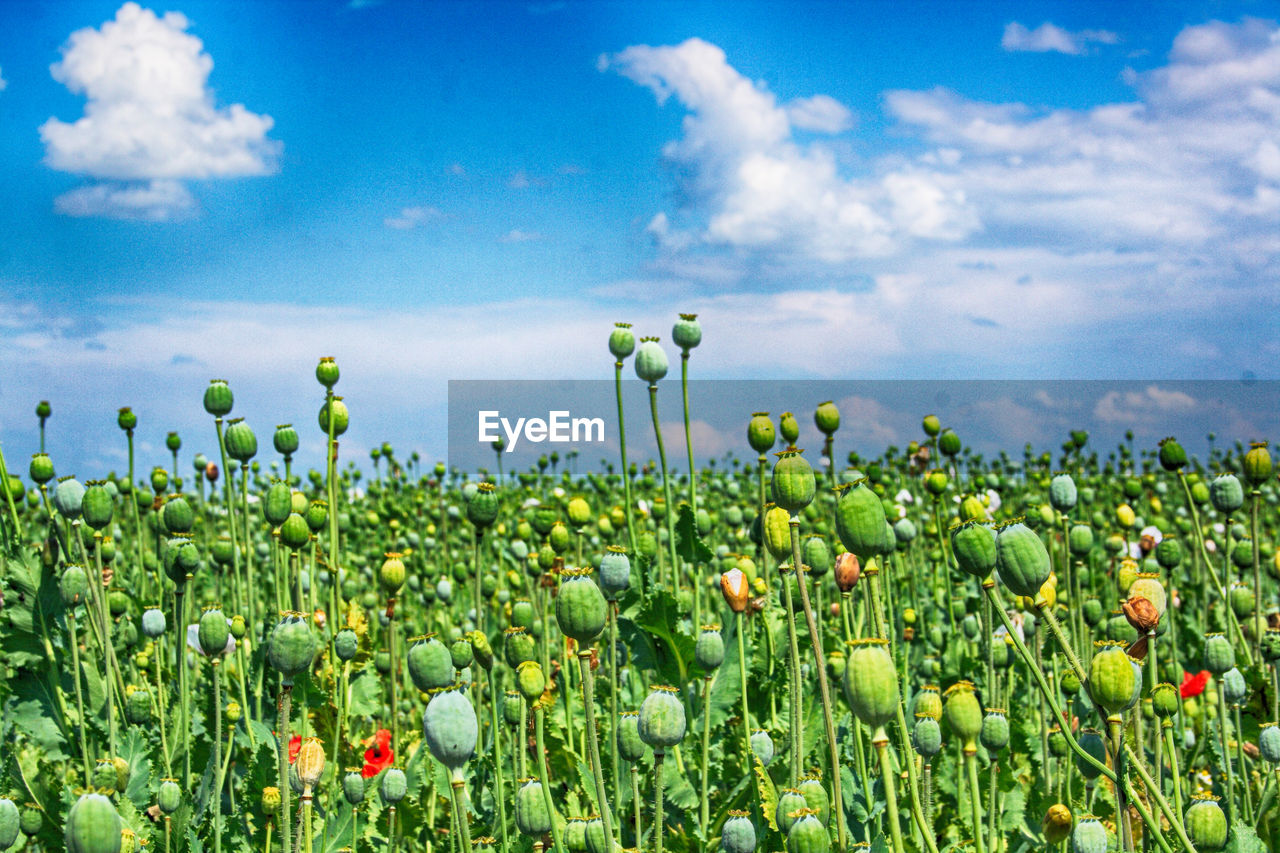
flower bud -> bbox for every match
[296,738,325,791]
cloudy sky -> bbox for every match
[1,1,1278,477]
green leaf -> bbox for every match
[999,785,1027,833]
[620,590,693,687]
[674,504,712,566]
[120,727,153,810]
[753,755,778,832]
[346,670,383,718]
[1225,821,1267,853]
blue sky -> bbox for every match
[1,1,1278,477]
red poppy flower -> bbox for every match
[1181,670,1210,699]
[362,728,394,778]
[288,734,302,763]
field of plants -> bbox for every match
[0,319,1278,853]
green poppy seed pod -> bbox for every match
[1222,667,1248,706]
[565,818,589,853]
[203,380,233,417]
[913,715,942,758]
[1043,804,1072,845]
[1082,598,1104,627]
[843,638,899,733]
[548,522,571,554]
[1074,729,1106,780]
[779,412,799,444]
[150,466,170,494]
[747,412,776,454]
[980,709,1010,752]
[892,518,917,546]
[316,356,340,389]
[198,608,230,658]
[92,760,118,794]
[224,419,257,462]
[1129,573,1167,618]
[60,564,89,607]
[814,400,839,436]
[695,625,725,672]
[772,449,816,513]
[78,481,113,527]
[584,817,609,853]
[763,504,793,560]
[268,612,318,684]
[116,406,137,432]
[318,398,349,437]
[229,614,246,639]
[943,681,983,749]
[836,483,891,562]
[721,811,756,853]
[141,607,166,638]
[951,521,997,580]
[921,414,941,437]
[380,767,407,804]
[342,770,365,805]
[634,337,668,383]
[1262,629,1280,662]
[515,779,552,836]
[264,481,293,526]
[995,522,1051,599]
[1060,669,1081,696]
[1230,582,1255,618]
[785,809,829,853]
[334,629,358,661]
[1259,723,1280,764]
[749,729,774,765]
[161,495,194,534]
[16,805,38,838]
[672,313,702,351]
[0,799,16,851]
[1203,632,1235,674]
[1049,473,1077,513]
[157,779,181,815]
[446,637,473,670]
[1185,795,1227,851]
[1151,683,1179,719]
[796,776,829,825]
[1068,524,1094,557]
[803,536,833,578]
[609,322,636,361]
[1243,441,1272,486]
[423,685,478,770]
[1070,816,1107,853]
[408,635,455,693]
[279,513,311,550]
[379,552,406,595]
[775,790,808,835]
[1089,641,1140,717]
[262,787,282,813]
[618,711,647,761]
[598,545,631,600]
[923,469,948,496]
[53,477,85,519]
[1157,437,1186,472]
[503,691,522,726]
[467,482,500,528]
[556,568,607,645]
[639,685,687,748]
[938,429,961,457]
[36,399,52,420]
[1209,474,1244,515]
[29,453,54,485]
[510,599,535,629]
[273,424,300,457]
[304,500,327,533]
[914,686,943,720]
[505,627,536,668]
[65,792,122,853]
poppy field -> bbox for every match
[0,319,1277,853]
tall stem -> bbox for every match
[67,609,91,783]
[450,779,472,851]
[614,363,637,555]
[653,750,666,853]
[875,734,907,853]
[212,661,223,853]
[647,384,678,586]
[680,353,696,514]
[534,706,568,853]
[579,652,615,849]
[277,684,293,853]
[964,749,986,853]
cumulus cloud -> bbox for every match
[500,228,540,243]
[1001,22,1118,55]
[40,2,279,220]
[603,37,979,263]
[1094,386,1197,426]
[384,205,443,229]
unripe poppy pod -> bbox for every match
[224,419,258,462]
[60,565,89,607]
[379,552,406,595]
[279,513,311,550]
[1259,723,1280,764]
[609,322,635,361]
[81,482,113,530]
[407,635,454,693]
[1068,524,1093,556]
[264,481,293,526]
[556,567,607,645]
[995,522,1051,599]
[274,424,300,456]
[721,810,757,853]
[634,337,668,382]
[514,779,552,836]
[1157,436,1186,471]
[618,711,647,761]
[423,685,477,772]
[504,627,536,668]
[1074,729,1106,780]
[814,400,839,436]
[1243,441,1272,486]
[1185,795,1227,851]
[262,787,282,813]
[695,625,725,672]
[938,429,961,457]
[778,412,799,444]
[316,356,340,389]
[763,504,793,559]
[198,608,230,658]
[772,449,816,513]
[943,681,982,749]
[747,413,775,454]
[268,612,318,684]
[913,714,942,758]
[29,453,54,485]
[161,495,194,534]
[795,776,829,826]
[1089,641,1141,718]
[1222,667,1248,706]
[116,406,137,432]
[516,660,546,702]
[141,607,166,638]
[951,521,996,580]
[672,313,702,351]
[1203,632,1235,674]
[380,768,407,803]
[639,685,686,748]
[64,792,121,853]
[785,808,828,853]
[980,708,1010,752]
[599,545,631,600]
[844,638,899,734]
[749,729,774,765]
[157,779,181,815]
[565,818,589,853]
[836,483,891,562]
[53,477,85,519]
[318,398,349,437]
[1049,473,1077,513]
[468,482,500,528]
[1209,474,1244,514]
[775,789,808,835]
[342,770,365,805]
[1071,816,1107,853]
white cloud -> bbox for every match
[1002,22,1118,56]
[384,205,443,229]
[54,179,195,221]
[604,38,977,263]
[40,2,279,220]
[500,228,541,243]
[1094,386,1197,426]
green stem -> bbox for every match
[779,567,804,780]
[451,779,472,851]
[653,750,666,853]
[614,363,637,556]
[579,652,616,849]
[647,383,678,586]
[964,749,986,853]
[278,684,293,853]
[631,765,643,848]
[67,609,91,783]
[735,612,752,778]
[534,705,567,853]
[212,661,223,853]
[876,734,908,853]
[680,353,696,514]
[700,676,712,838]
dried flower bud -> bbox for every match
[1123,596,1160,634]
[834,551,860,592]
